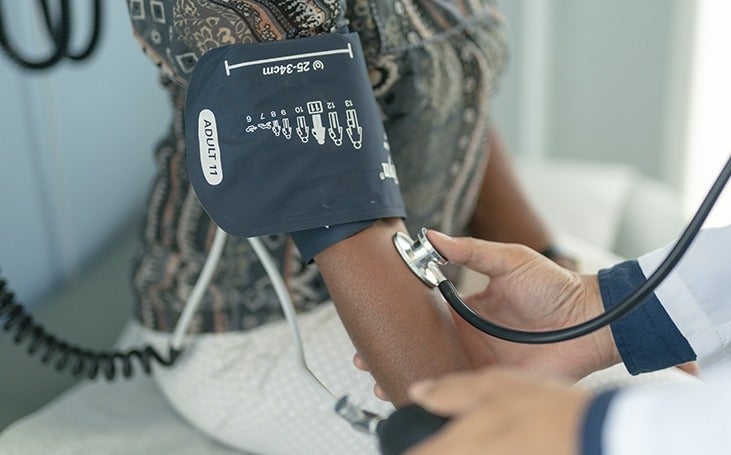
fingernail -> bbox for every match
[426,230,453,244]
[409,379,436,399]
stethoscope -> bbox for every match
[394,152,730,344]
[372,153,731,454]
[192,153,731,453]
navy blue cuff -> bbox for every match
[290,220,375,263]
[580,390,618,455]
[598,260,696,375]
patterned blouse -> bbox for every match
[126,0,507,333]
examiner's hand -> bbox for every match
[354,231,620,401]
[405,368,592,455]
[427,230,619,380]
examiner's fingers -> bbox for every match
[426,230,534,276]
[408,369,502,416]
[406,405,504,455]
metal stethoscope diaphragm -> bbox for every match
[393,228,448,288]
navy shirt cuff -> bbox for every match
[598,260,696,375]
[580,390,618,455]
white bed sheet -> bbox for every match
[0,322,244,455]
[0,330,693,455]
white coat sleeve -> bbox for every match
[637,224,731,369]
[601,225,731,454]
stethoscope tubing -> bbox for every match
[437,153,731,344]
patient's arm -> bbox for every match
[469,127,577,268]
[313,218,470,406]
[469,126,553,250]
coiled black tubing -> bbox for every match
[0,276,180,380]
[0,0,103,71]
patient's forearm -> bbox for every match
[314,218,470,406]
[470,126,553,250]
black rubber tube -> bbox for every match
[0,0,103,71]
[0,278,181,380]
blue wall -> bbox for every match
[0,2,169,306]
[492,0,687,186]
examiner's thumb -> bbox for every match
[425,230,461,259]
[426,229,483,272]
[426,230,507,276]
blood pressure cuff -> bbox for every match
[184,32,406,260]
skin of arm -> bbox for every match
[314,218,471,406]
[469,126,555,251]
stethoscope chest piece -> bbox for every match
[393,228,447,288]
